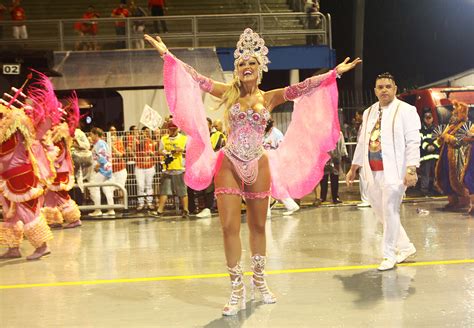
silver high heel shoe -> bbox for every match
[250,254,276,304]
[222,263,246,316]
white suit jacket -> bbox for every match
[352,98,421,185]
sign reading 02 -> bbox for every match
[3,64,21,75]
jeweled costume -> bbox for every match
[161,28,340,316]
[435,101,470,210]
[0,104,53,251]
[163,56,339,201]
[461,124,474,216]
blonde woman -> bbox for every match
[145,29,360,316]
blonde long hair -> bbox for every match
[216,75,241,133]
[216,57,262,132]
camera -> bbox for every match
[161,153,174,170]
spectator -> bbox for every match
[10,0,27,39]
[70,125,93,206]
[320,131,348,204]
[109,126,127,195]
[148,0,167,33]
[189,118,222,217]
[126,125,140,159]
[156,121,188,217]
[348,110,364,142]
[89,127,115,217]
[305,0,321,45]
[74,5,99,51]
[210,118,226,151]
[71,125,93,185]
[0,3,6,39]
[350,110,371,207]
[111,0,130,49]
[263,119,300,216]
[213,119,225,134]
[419,108,440,196]
[135,126,157,211]
[129,0,147,49]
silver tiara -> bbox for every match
[233,28,270,73]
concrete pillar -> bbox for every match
[290,69,300,84]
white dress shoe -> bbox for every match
[283,205,300,216]
[357,202,371,208]
[396,244,416,263]
[196,208,211,218]
[377,258,396,271]
[89,210,103,217]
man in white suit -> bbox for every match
[346,72,420,271]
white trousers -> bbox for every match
[13,25,28,39]
[367,171,412,261]
[359,172,369,203]
[89,171,115,208]
[135,167,155,206]
[112,169,127,190]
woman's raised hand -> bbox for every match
[144,34,168,56]
[335,57,362,76]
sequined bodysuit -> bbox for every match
[223,103,271,185]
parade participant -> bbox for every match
[42,99,82,229]
[0,78,54,260]
[346,72,421,271]
[461,122,474,216]
[435,101,470,211]
[145,29,360,315]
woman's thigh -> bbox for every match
[244,155,271,228]
[214,156,243,230]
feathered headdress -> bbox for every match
[62,91,80,136]
[27,70,63,128]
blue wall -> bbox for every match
[216,45,336,71]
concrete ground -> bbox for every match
[1,197,473,327]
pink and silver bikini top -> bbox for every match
[224,103,270,163]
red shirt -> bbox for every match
[74,11,99,34]
[135,138,156,169]
[112,138,126,172]
[112,7,130,27]
[148,0,165,7]
[11,6,25,21]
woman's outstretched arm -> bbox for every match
[264,57,362,111]
[145,34,229,98]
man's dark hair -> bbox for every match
[91,127,104,137]
[376,72,396,84]
[265,119,274,133]
[206,117,213,125]
[129,125,137,131]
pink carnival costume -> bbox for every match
[42,121,81,228]
[0,86,54,260]
[161,28,340,315]
[28,75,82,229]
[163,48,339,201]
